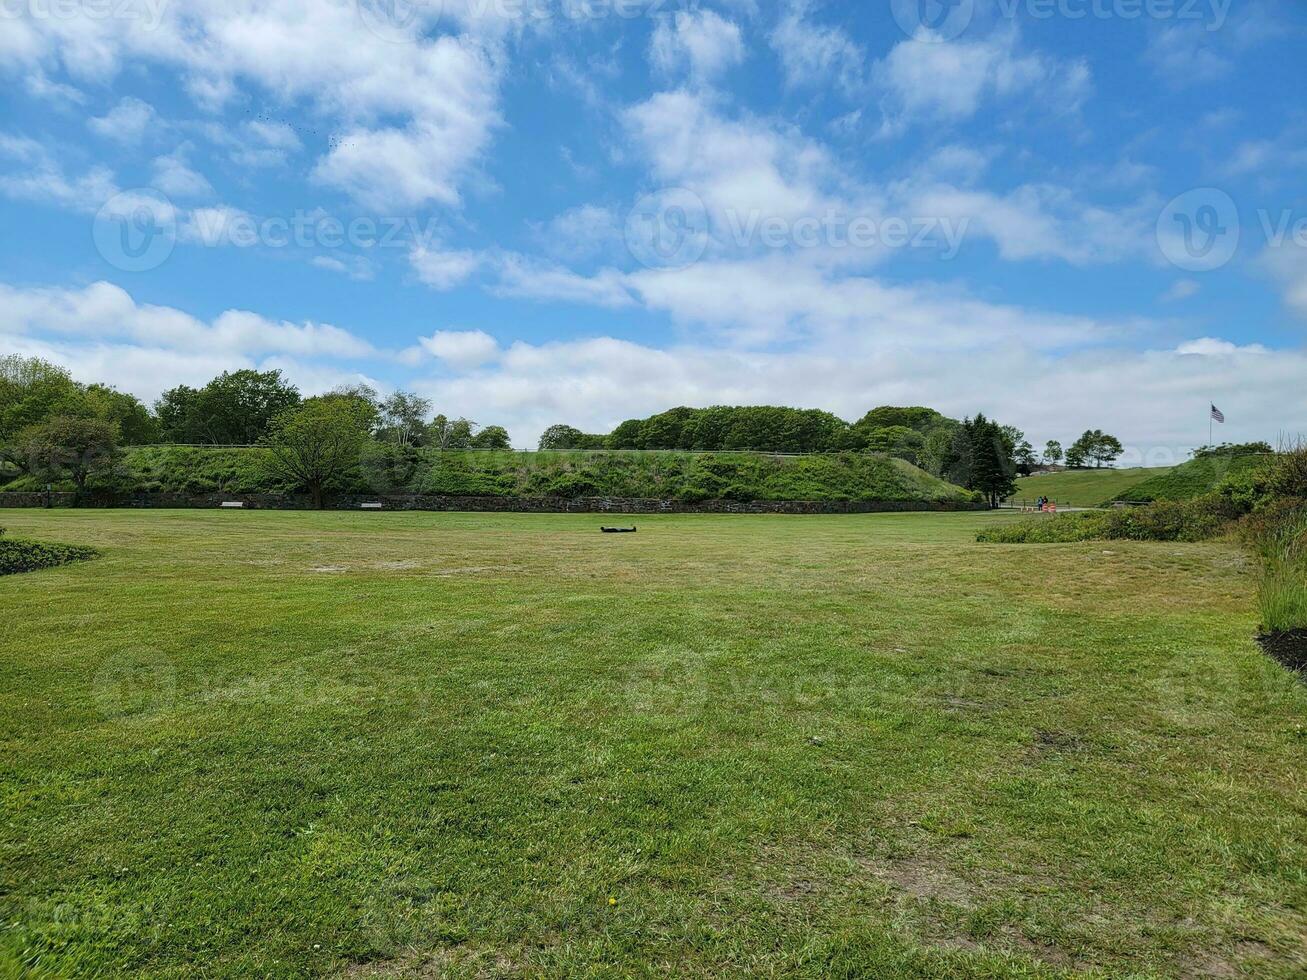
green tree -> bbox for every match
[1089,431,1124,467]
[79,384,159,444]
[1043,440,1063,466]
[156,370,300,444]
[962,414,1017,507]
[469,425,511,450]
[1067,429,1123,469]
[14,415,122,493]
[0,355,79,443]
[262,397,372,508]
[378,390,432,446]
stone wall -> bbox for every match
[0,491,987,514]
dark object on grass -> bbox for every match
[1257,630,1307,676]
[601,526,637,533]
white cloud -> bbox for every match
[87,96,156,144]
[769,0,865,95]
[1161,280,1201,303]
[151,146,212,198]
[0,151,119,214]
[493,254,635,308]
[419,329,501,368]
[409,244,483,291]
[0,280,374,366]
[650,10,745,83]
[906,183,1155,266]
[535,204,622,260]
[624,89,840,226]
[4,1,505,210]
[876,30,1090,131]
[311,255,375,282]
[1175,338,1268,356]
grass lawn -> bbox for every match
[1012,468,1175,508]
[2,509,1305,978]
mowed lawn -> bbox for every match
[1012,468,1174,508]
[2,510,1305,979]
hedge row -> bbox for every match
[0,538,99,576]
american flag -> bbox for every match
[1210,404,1225,424]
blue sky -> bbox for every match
[2,0,1306,453]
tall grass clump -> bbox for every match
[1241,497,1307,636]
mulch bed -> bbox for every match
[1256,630,1307,675]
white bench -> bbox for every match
[219,501,245,509]
[360,502,384,510]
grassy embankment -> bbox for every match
[1,446,975,503]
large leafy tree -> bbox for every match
[156,369,301,444]
[262,396,372,508]
[538,424,605,450]
[469,425,511,450]
[80,384,159,444]
[14,416,122,493]
[1043,440,1064,466]
[0,355,80,444]
[1067,429,1123,469]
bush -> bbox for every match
[0,537,99,575]
[978,494,1241,544]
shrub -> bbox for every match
[979,494,1241,544]
[0,538,99,575]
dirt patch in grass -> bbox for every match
[1257,629,1307,675]
[873,854,979,906]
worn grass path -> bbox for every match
[1,510,1304,978]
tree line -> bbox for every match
[0,356,510,498]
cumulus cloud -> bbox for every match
[876,29,1090,131]
[4,1,505,210]
[769,0,865,95]
[0,280,374,367]
[409,244,484,291]
[650,9,746,83]
[150,145,213,198]
[419,329,501,368]
[87,96,156,144]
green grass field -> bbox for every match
[2,510,1305,978]
[1012,467,1174,508]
